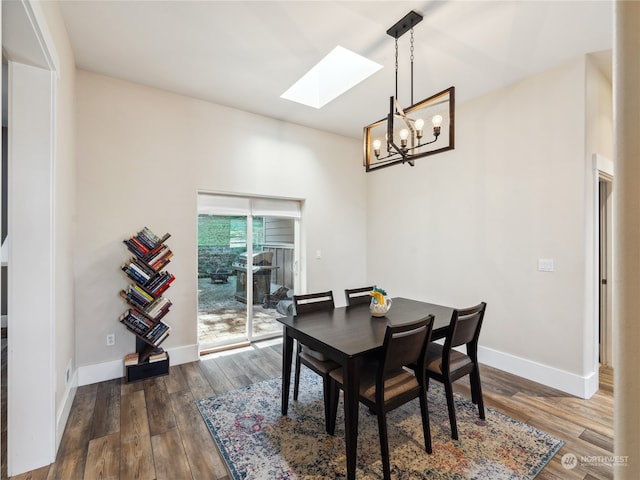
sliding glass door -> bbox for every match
[197,194,299,351]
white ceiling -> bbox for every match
[58,0,613,140]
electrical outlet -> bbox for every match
[106,333,116,346]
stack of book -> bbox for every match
[144,271,175,296]
[145,322,170,345]
[146,245,174,271]
[148,349,168,363]
[124,352,139,366]
[119,309,154,335]
[122,284,154,308]
[123,227,171,259]
[144,296,172,320]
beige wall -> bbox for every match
[366,57,608,396]
[74,71,368,372]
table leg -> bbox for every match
[281,328,293,416]
[343,356,360,480]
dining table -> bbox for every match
[276,297,454,480]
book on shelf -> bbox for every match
[130,257,156,277]
[148,350,168,363]
[139,227,170,249]
[144,296,171,318]
[123,239,147,258]
[122,263,150,284]
[120,311,151,336]
[122,287,151,308]
[146,244,169,264]
[124,352,139,366]
[145,322,170,344]
[129,236,150,255]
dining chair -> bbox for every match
[422,301,487,440]
[292,291,338,430]
[328,315,434,480]
[344,286,374,306]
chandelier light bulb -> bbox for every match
[373,139,381,157]
[414,118,424,139]
[432,115,443,128]
[399,128,409,151]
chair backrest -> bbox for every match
[380,316,434,377]
[293,290,335,315]
[445,302,487,351]
[344,286,374,306]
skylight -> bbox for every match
[280,45,383,109]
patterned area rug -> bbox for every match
[196,371,564,479]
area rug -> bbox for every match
[196,371,564,479]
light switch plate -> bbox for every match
[538,258,554,272]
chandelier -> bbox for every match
[363,11,455,172]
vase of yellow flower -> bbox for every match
[369,286,392,317]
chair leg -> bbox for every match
[376,412,392,480]
[293,343,302,400]
[470,374,478,405]
[327,378,339,436]
[471,367,485,420]
[418,388,432,454]
[444,381,459,440]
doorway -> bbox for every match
[197,194,300,352]
[598,177,613,366]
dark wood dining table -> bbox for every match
[276,297,454,480]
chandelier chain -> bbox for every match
[395,37,399,102]
[410,27,414,105]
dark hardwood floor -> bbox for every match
[5,340,613,480]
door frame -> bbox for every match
[196,193,301,351]
[595,155,614,368]
[3,0,60,474]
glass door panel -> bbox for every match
[250,216,296,339]
[197,215,249,349]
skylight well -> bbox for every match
[280,45,382,109]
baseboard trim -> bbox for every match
[56,372,77,452]
[477,345,598,399]
[77,343,199,386]
[75,342,597,399]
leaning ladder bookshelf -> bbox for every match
[119,227,174,382]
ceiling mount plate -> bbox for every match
[386,10,423,39]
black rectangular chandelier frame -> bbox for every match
[363,10,455,172]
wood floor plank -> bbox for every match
[84,432,120,480]
[180,362,215,400]
[579,427,614,453]
[44,449,86,480]
[7,466,50,480]
[198,357,235,394]
[91,379,121,439]
[150,429,192,480]
[120,377,145,396]
[169,389,229,479]
[143,377,176,436]
[56,383,98,460]
[120,390,155,480]
[163,364,188,395]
